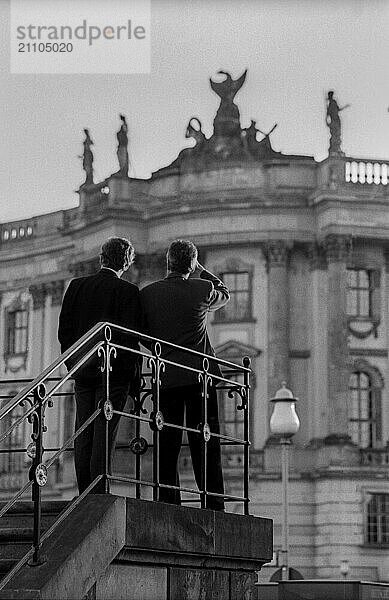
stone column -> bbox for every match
[324,234,351,442]
[29,283,48,374]
[265,241,290,397]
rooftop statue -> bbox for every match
[80,129,94,185]
[185,117,206,148]
[116,114,129,176]
[326,91,350,156]
[210,69,247,137]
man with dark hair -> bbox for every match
[58,237,142,494]
[140,239,230,510]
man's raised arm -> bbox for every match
[195,261,230,311]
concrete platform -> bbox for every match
[0,495,273,599]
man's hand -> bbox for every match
[189,260,205,278]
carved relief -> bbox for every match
[29,284,47,310]
[263,241,289,269]
[324,234,351,263]
[308,242,327,271]
[48,280,65,306]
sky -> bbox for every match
[1,0,389,223]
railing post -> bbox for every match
[243,356,251,516]
[150,342,164,502]
[99,325,115,495]
[28,383,48,566]
[135,401,141,500]
[199,358,211,510]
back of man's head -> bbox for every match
[167,239,198,275]
[100,237,134,271]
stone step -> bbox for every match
[0,558,18,575]
[0,543,30,560]
[0,501,68,515]
[0,513,59,530]
[0,501,70,583]
[0,528,35,543]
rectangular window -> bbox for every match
[215,271,251,322]
[367,494,389,545]
[347,269,373,318]
[348,371,381,449]
[5,308,29,356]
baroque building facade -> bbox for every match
[1,71,389,581]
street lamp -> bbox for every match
[340,559,350,579]
[269,382,300,581]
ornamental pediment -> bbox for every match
[215,339,260,359]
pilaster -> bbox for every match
[29,283,48,373]
[323,234,352,443]
[264,241,290,399]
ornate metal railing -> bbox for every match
[0,322,251,587]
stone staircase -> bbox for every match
[0,501,68,584]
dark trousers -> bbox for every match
[74,381,129,494]
[158,384,224,510]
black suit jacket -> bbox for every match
[58,268,142,387]
[140,269,229,388]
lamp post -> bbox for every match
[269,382,300,581]
[340,559,350,579]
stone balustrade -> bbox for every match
[360,447,389,466]
[345,159,389,185]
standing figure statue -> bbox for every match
[117,114,129,176]
[210,69,247,137]
[81,129,94,185]
[326,91,350,155]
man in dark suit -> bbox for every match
[140,239,230,510]
[58,237,142,494]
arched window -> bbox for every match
[348,367,383,448]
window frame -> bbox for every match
[4,305,29,358]
[366,493,389,547]
[214,270,253,324]
[346,268,377,320]
[348,370,382,449]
